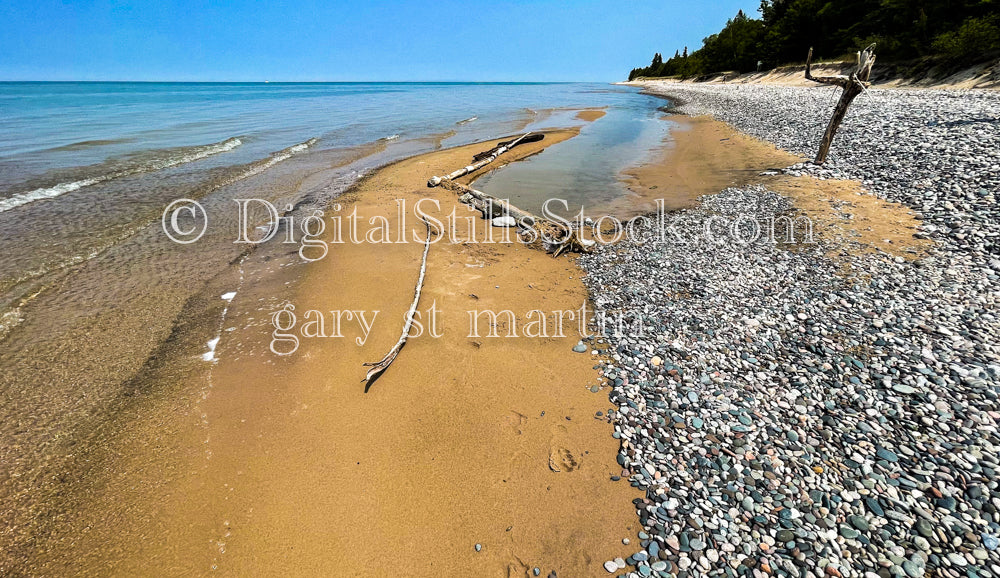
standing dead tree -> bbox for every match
[805,44,876,164]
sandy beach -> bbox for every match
[5,0,1000,574]
[3,80,998,578]
[22,118,649,576]
[20,103,898,576]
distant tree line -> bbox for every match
[628,0,1000,80]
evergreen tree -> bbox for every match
[627,0,1000,79]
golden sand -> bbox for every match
[575,109,607,122]
[37,120,641,577]
[617,114,929,259]
[14,108,929,577]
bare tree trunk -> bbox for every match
[805,45,876,164]
[815,81,864,164]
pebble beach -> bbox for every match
[582,83,1000,577]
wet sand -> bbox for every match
[198,129,643,576]
[31,122,642,576]
[614,114,802,216]
[615,114,928,259]
[575,109,607,122]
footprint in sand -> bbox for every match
[548,425,579,472]
[504,411,527,435]
[506,556,532,578]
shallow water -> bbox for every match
[474,103,672,216]
[0,81,671,573]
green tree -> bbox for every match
[629,0,1000,79]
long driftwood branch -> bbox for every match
[362,218,434,382]
[473,134,544,161]
[805,44,876,164]
[444,180,539,223]
[427,132,535,187]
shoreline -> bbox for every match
[6,81,997,576]
[621,57,1000,90]
[179,126,641,575]
[33,121,647,576]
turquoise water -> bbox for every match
[0,81,671,287]
[0,81,674,336]
[0,82,664,197]
[0,82,670,290]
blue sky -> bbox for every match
[0,0,762,82]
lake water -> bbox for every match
[0,81,672,572]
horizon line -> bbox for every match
[0,79,615,84]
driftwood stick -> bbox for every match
[473,134,544,161]
[443,180,595,255]
[805,44,875,164]
[445,181,539,223]
[427,132,535,187]
[362,218,434,382]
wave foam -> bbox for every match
[202,336,220,362]
[0,137,243,214]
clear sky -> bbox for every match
[0,0,762,82]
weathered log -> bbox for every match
[445,180,537,222]
[805,44,876,164]
[443,180,595,255]
[472,133,545,161]
[427,132,537,187]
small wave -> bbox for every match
[145,137,243,171]
[381,134,400,141]
[0,177,105,213]
[0,137,244,214]
[456,116,478,125]
[0,306,24,343]
[261,137,317,165]
[284,138,318,155]
[210,138,317,188]
[48,138,133,152]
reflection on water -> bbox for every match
[474,103,673,217]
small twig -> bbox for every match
[362,218,434,382]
